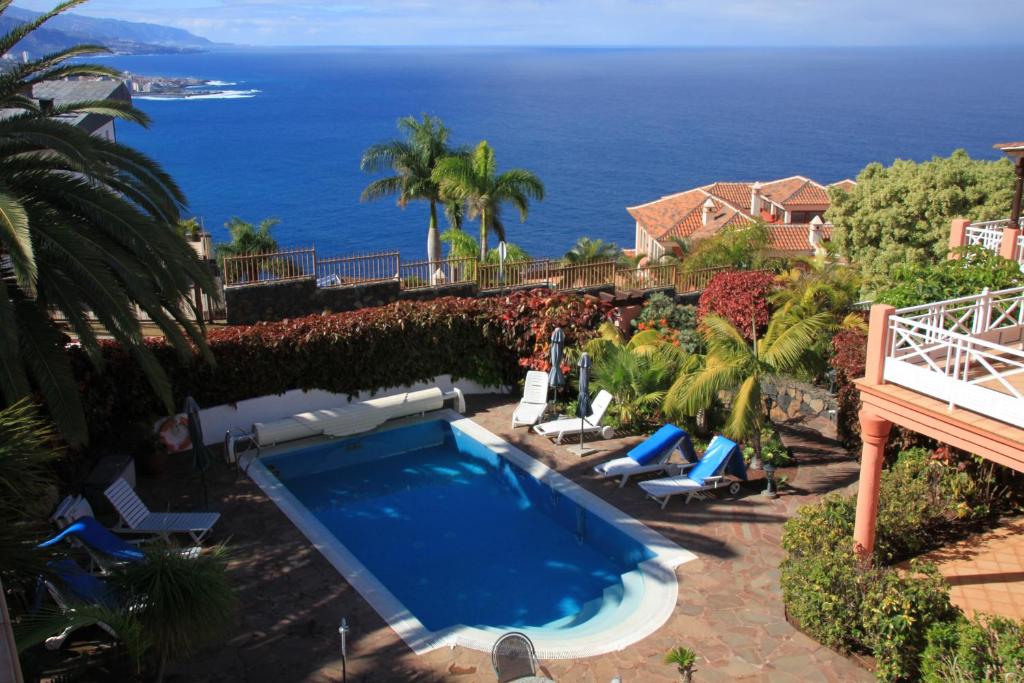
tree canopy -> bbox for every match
[827,149,1014,292]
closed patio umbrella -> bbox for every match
[568,352,595,456]
[184,396,212,507]
[548,327,565,406]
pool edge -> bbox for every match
[243,409,696,659]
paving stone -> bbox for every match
[138,395,872,682]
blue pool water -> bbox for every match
[263,419,654,632]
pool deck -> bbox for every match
[141,395,872,682]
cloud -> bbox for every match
[12,0,1024,46]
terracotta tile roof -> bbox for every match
[829,179,857,192]
[994,141,1024,152]
[628,175,833,247]
[765,224,833,253]
[627,189,708,241]
[760,176,830,208]
[704,182,752,212]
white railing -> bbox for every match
[965,223,1005,252]
[883,287,1024,428]
[963,217,1024,264]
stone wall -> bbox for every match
[762,377,838,438]
[224,278,317,325]
[316,280,401,314]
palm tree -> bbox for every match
[360,115,464,269]
[564,237,621,264]
[433,141,545,259]
[585,323,679,429]
[0,1,216,445]
[664,308,831,460]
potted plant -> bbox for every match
[664,646,697,682]
[758,430,792,498]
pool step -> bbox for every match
[535,569,645,635]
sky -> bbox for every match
[15,0,1024,47]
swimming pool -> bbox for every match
[245,411,695,657]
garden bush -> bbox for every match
[875,246,1024,308]
[632,292,703,353]
[921,616,1024,682]
[697,270,774,340]
[71,290,610,448]
[780,446,1011,681]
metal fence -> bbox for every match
[614,263,678,291]
[222,247,316,287]
[223,248,731,298]
[478,259,554,291]
[398,257,477,290]
[677,265,730,293]
[315,251,400,287]
[552,261,617,291]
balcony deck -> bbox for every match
[856,379,1024,473]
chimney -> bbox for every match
[808,215,824,250]
[750,182,763,216]
[701,197,716,226]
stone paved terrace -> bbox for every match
[914,517,1024,622]
[136,395,871,683]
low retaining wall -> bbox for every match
[763,378,838,436]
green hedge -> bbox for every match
[922,616,1024,682]
[71,291,610,448]
[780,447,1012,681]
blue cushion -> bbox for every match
[688,435,739,485]
[629,424,689,465]
[39,516,145,562]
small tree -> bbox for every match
[827,149,1014,290]
[563,237,620,264]
[115,545,237,683]
[666,307,831,461]
[697,270,775,341]
[664,646,697,682]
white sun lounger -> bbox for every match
[639,436,744,509]
[511,371,550,428]
[104,478,220,543]
[532,390,614,444]
[593,424,695,487]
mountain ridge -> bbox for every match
[2,5,223,56]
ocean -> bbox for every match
[105,47,1024,260]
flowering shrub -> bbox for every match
[830,328,868,447]
[697,270,774,339]
[71,291,610,448]
[632,293,703,353]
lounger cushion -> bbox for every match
[629,424,689,465]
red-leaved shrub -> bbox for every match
[71,290,610,448]
[697,270,774,339]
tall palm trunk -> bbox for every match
[427,200,441,284]
[479,206,489,259]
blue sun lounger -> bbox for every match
[40,515,202,574]
[638,435,747,508]
[39,558,122,650]
[592,424,697,487]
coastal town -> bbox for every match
[1,2,1023,683]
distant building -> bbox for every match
[627,175,855,260]
[29,79,132,142]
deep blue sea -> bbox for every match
[105,47,1024,259]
